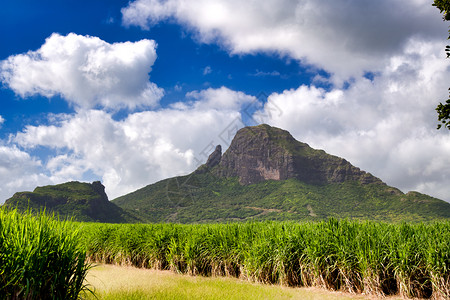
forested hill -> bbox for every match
[3,181,137,223]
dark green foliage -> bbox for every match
[78,220,450,298]
[113,172,450,223]
[3,181,137,223]
[0,208,91,299]
[437,95,450,130]
[433,0,450,23]
[433,0,450,129]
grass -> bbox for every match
[78,219,450,299]
[1,206,446,299]
[0,207,91,299]
[84,264,384,300]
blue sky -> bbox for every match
[1,0,449,203]
[1,1,309,132]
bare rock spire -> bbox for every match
[206,145,222,168]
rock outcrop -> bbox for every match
[212,124,383,186]
[206,145,222,168]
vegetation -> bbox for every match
[3,181,136,223]
[113,173,450,223]
[1,206,447,299]
[79,219,450,299]
[6,175,449,224]
[0,207,91,299]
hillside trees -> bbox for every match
[433,0,450,129]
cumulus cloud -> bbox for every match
[10,87,251,200]
[0,144,53,202]
[122,0,446,81]
[255,39,450,201]
[0,33,163,110]
[0,116,4,128]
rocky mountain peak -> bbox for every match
[212,124,383,186]
[91,181,109,202]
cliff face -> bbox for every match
[212,124,383,186]
[213,125,294,184]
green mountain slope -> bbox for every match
[3,181,137,223]
[113,172,450,223]
[113,125,450,223]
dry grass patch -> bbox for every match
[84,264,403,300]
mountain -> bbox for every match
[208,124,381,185]
[112,124,450,223]
[3,181,136,223]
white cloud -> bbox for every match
[0,144,53,202]
[122,0,446,81]
[184,86,256,110]
[9,87,250,200]
[0,116,4,128]
[255,39,450,202]
[0,33,163,110]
